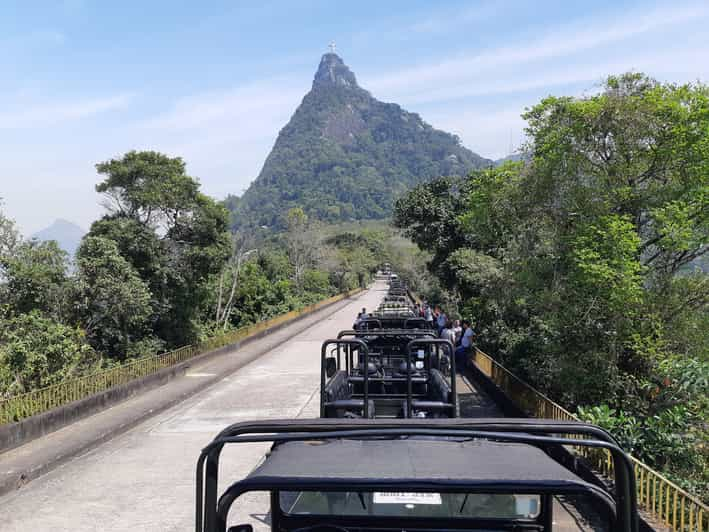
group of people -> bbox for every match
[353,303,476,370]
[414,303,476,370]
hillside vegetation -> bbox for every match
[395,73,709,496]
[227,53,490,228]
[0,158,412,398]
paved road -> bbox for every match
[0,280,602,531]
[0,284,386,532]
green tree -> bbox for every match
[0,311,97,396]
[285,207,316,290]
[96,151,199,227]
[226,261,297,325]
[394,73,709,493]
[215,231,257,330]
[88,215,165,285]
[523,73,709,279]
[0,200,20,258]
[75,236,154,360]
[301,269,332,297]
[0,240,69,318]
[88,151,231,346]
[321,231,379,289]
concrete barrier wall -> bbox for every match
[0,290,361,454]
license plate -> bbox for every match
[373,492,442,505]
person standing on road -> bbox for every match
[436,309,447,336]
[440,321,456,344]
[439,320,456,375]
[454,320,475,370]
[424,305,433,327]
[452,319,463,345]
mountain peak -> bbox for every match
[313,53,358,89]
[231,53,491,228]
[32,219,86,257]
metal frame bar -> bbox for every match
[195,419,637,532]
[405,338,456,417]
[337,329,436,339]
[320,339,370,418]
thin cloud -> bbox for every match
[407,1,503,34]
[424,105,528,159]
[392,42,709,106]
[0,94,133,129]
[350,1,508,48]
[365,1,709,97]
[134,78,309,196]
[420,42,709,160]
[142,79,304,133]
[1,29,66,50]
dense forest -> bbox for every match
[228,53,490,229]
[395,73,708,496]
[0,151,413,400]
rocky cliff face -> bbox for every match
[313,53,359,88]
[230,53,491,228]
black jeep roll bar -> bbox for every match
[405,338,456,417]
[320,338,370,417]
[358,318,382,330]
[403,317,428,329]
[336,329,436,339]
[196,419,638,532]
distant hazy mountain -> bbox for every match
[32,219,86,257]
[228,52,492,228]
[494,153,525,166]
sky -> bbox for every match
[2,0,709,235]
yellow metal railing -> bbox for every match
[0,289,362,426]
[471,347,708,532]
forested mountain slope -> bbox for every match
[229,53,491,227]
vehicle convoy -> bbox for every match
[320,277,456,419]
[196,419,639,532]
[320,335,456,418]
[196,276,639,531]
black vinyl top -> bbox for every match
[202,419,634,532]
[246,437,583,485]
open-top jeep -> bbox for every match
[320,335,457,419]
[196,418,638,532]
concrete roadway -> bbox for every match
[0,280,599,531]
[0,284,385,532]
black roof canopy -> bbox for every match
[248,438,585,486]
[197,419,638,532]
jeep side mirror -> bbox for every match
[228,525,253,532]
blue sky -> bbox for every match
[2,0,709,235]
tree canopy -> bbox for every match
[229,55,490,229]
[88,150,231,346]
[394,73,709,495]
[1,152,404,404]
